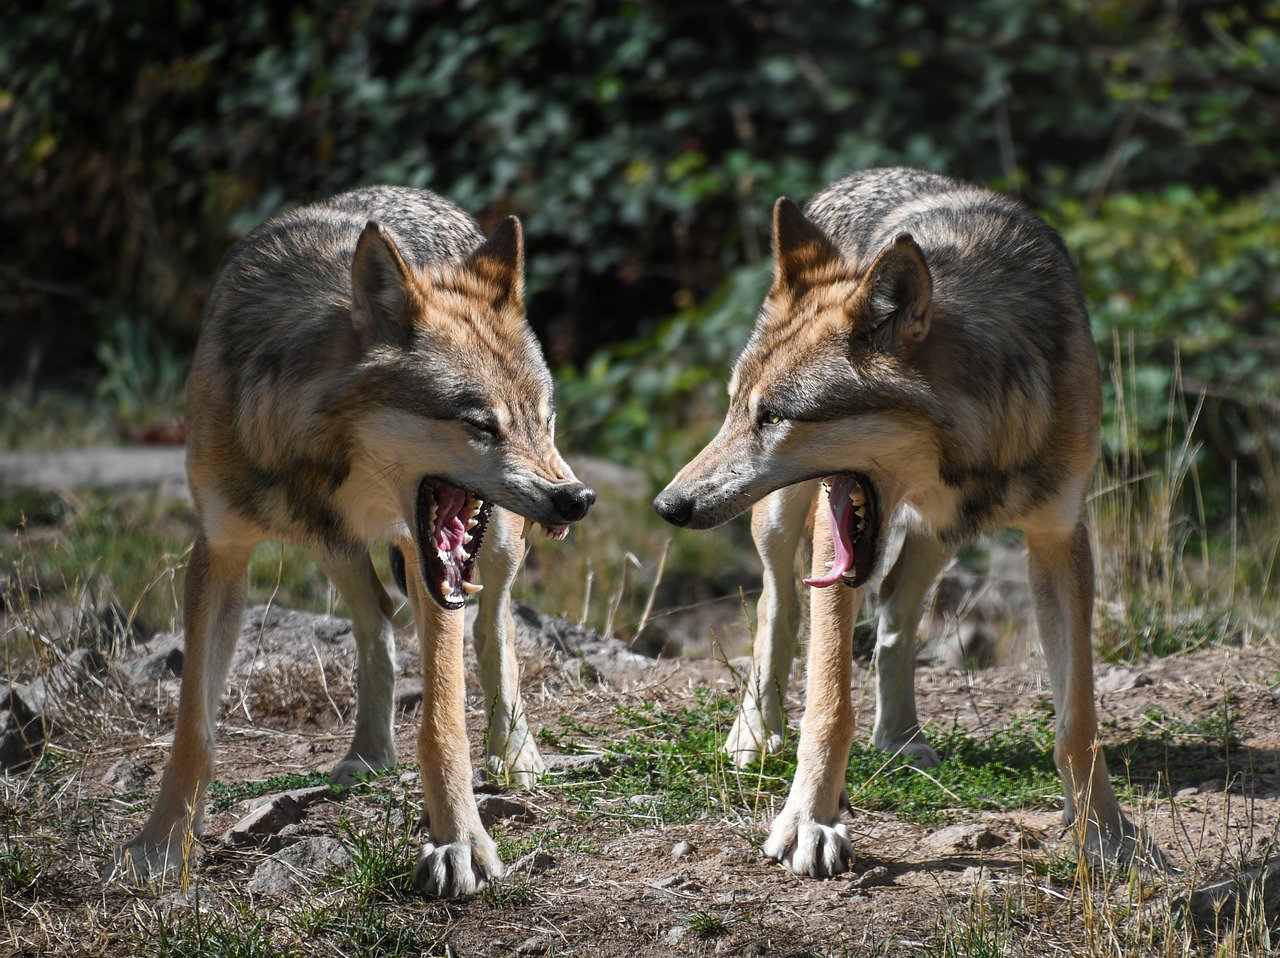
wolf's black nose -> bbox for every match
[653,490,694,527]
[552,483,595,522]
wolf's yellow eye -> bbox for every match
[759,407,784,427]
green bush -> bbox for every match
[3,0,1278,376]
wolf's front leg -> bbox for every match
[726,484,813,767]
[107,535,252,883]
[317,552,399,786]
[473,509,543,786]
[763,490,858,878]
[405,554,502,898]
[871,531,954,769]
[1026,521,1164,870]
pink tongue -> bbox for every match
[803,475,858,588]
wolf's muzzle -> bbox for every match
[552,482,596,523]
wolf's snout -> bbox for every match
[552,483,596,522]
[653,489,694,527]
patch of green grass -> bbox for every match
[334,794,421,904]
[688,907,732,940]
[551,690,1065,827]
[206,771,334,812]
[1095,595,1242,663]
[151,907,300,958]
[0,486,66,529]
[295,905,438,957]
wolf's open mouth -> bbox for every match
[803,473,880,590]
[414,478,493,610]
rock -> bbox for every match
[510,850,555,877]
[672,840,697,860]
[1199,779,1225,793]
[394,677,423,712]
[509,602,657,672]
[476,794,535,828]
[542,752,610,776]
[102,758,155,791]
[720,846,757,865]
[115,643,184,685]
[1176,786,1200,798]
[628,793,660,807]
[246,784,335,811]
[960,865,988,886]
[20,647,107,713]
[515,938,549,956]
[1177,857,1280,928]
[853,865,893,888]
[924,822,1005,853]
[664,926,689,947]
[247,836,352,896]
[0,687,45,770]
[224,794,304,846]
[1096,666,1152,695]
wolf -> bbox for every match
[655,168,1159,877]
[108,186,595,898]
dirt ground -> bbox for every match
[6,616,1280,957]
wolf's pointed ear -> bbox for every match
[864,233,932,351]
[351,222,419,346]
[464,215,524,312]
[771,197,843,298]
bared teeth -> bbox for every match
[462,581,483,595]
[466,516,478,531]
[849,488,866,505]
[439,578,451,595]
[463,532,473,545]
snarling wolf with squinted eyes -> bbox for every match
[108,186,594,897]
[655,168,1162,877]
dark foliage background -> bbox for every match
[2,0,1278,497]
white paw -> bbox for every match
[412,831,504,898]
[1079,816,1169,874]
[724,708,785,769]
[873,730,941,769]
[102,833,196,886]
[485,728,545,788]
[763,808,854,878]
[330,748,396,787]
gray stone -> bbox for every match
[476,794,535,828]
[247,836,352,896]
[246,784,335,812]
[102,758,155,791]
[224,794,304,846]
[1178,857,1280,928]
[664,926,689,947]
[116,644,184,685]
[542,752,610,775]
[394,677,423,712]
[515,938,548,956]
[0,687,45,770]
[672,840,697,860]
[510,850,555,876]
[853,865,893,888]
[924,822,1005,853]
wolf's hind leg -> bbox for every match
[1026,520,1164,870]
[763,483,859,878]
[107,533,252,883]
[871,531,955,769]
[318,551,398,786]
[726,482,815,768]
[473,509,542,786]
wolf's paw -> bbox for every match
[485,729,545,789]
[872,729,940,769]
[330,748,396,788]
[1079,817,1169,875]
[763,809,854,879]
[412,831,504,898]
[725,708,785,769]
[102,834,194,886]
